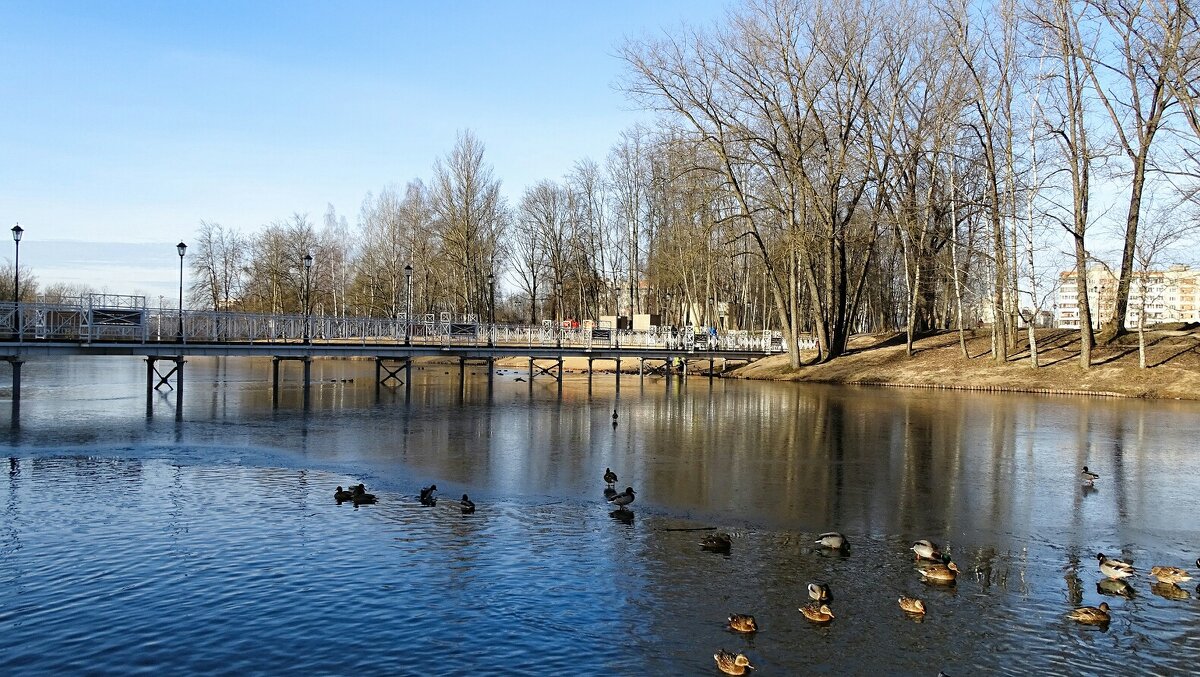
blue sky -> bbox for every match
[0,0,728,300]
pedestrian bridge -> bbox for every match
[0,295,804,423]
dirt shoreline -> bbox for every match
[411,328,1200,401]
[728,328,1200,401]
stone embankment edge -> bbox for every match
[818,379,1131,398]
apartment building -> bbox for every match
[1056,265,1199,329]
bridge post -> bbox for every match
[145,356,185,419]
[405,360,412,399]
[615,358,621,393]
[709,357,715,382]
[174,357,184,421]
[145,357,154,417]
[587,357,593,384]
[302,357,312,410]
[272,357,280,409]
[5,358,22,427]
[638,358,643,382]
[374,358,381,400]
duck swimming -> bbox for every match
[911,539,943,561]
[334,486,354,502]
[800,603,835,623]
[351,484,377,504]
[1081,466,1100,485]
[460,494,475,514]
[919,561,959,583]
[713,649,753,675]
[1150,565,1192,585]
[604,467,618,486]
[727,613,758,633]
[419,484,437,507]
[608,486,636,511]
[1067,602,1110,624]
[1097,553,1134,580]
[700,533,732,553]
[808,582,830,602]
[815,532,848,551]
[898,596,926,614]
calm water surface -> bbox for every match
[2,356,1200,675]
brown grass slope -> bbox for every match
[730,328,1200,400]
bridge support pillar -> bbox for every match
[709,357,715,382]
[615,358,621,393]
[176,358,184,420]
[271,356,311,409]
[146,356,185,420]
[528,357,564,395]
[4,357,22,427]
[374,355,412,400]
[303,357,312,410]
[638,358,643,382]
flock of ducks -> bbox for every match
[700,465,1198,674]
[334,482,476,514]
[1066,467,1198,624]
[340,458,1191,674]
[1070,552,1198,623]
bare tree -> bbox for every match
[189,220,246,311]
[430,130,509,318]
[1031,0,1100,368]
[1078,0,1186,341]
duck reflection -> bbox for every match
[609,509,634,525]
[1097,578,1135,599]
[1150,581,1190,601]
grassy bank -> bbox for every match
[729,328,1200,400]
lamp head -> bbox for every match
[304,253,313,269]
[11,224,23,242]
[177,241,187,257]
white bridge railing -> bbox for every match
[0,297,793,354]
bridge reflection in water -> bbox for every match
[1,295,792,423]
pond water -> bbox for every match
[2,356,1199,675]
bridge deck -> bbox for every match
[0,340,769,361]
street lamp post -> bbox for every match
[176,241,187,341]
[404,263,413,346]
[11,224,22,304]
[487,272,495,347]
[555,280,562,349]
[303,253,313,345]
